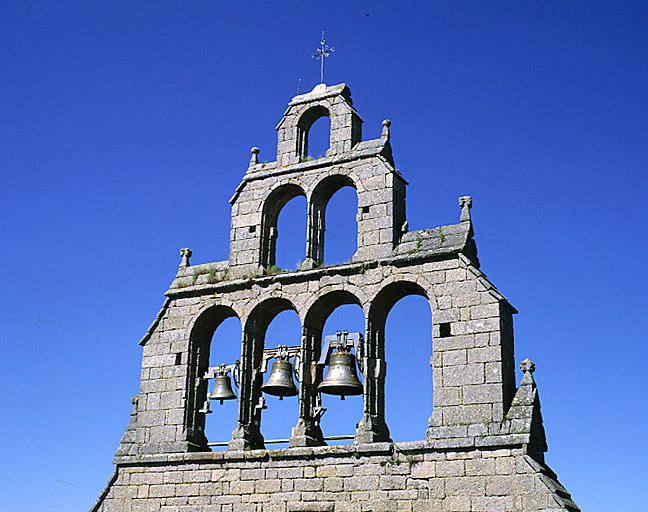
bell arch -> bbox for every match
[383,290,433,441]
[230,297,299,450]
[185,304,241,451]
[261,309,303,441]
[308,174,358,265]
[296,105,330,159]
[353,281,432,443]
[261,183,307,270]
[289,290,365,447]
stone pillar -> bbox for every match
[290,326,325,447]
[355,317,391,443]
[229,330,264,450]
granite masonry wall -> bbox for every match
[92,83,579,512]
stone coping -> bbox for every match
[167,242,468,298]
[113,436,529,466]
[241,143,402,183]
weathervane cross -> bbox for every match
[311,31,334,84]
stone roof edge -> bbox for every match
[89,468,118,512]
[458,253,518,314]
[138,298,171,346]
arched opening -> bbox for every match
[204,315,243,450]
[319,303,365,443]
[259,309,302,442]
[310,175,358,266]
[324,186,358,265]
[186,305,241,450]
[241,297,300,448]
[369,281,432,443]
[306,116,331,159]
[261,184,306,270]
[275,195,307,271]
[297,105,330,160]
[384,295,432,442]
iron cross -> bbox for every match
[312,32,334,84]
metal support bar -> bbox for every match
[207,434,354,447]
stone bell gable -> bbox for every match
[92,83,580,512]
[229,83,405,275]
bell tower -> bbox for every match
[93,83,580,512]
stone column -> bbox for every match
[355,317,391,443]
[307,200,325,266]
[229,330,264,450]
[290,326,325,447]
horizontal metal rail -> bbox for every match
[207,434,354,447]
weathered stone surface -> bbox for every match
[92,83,579,512]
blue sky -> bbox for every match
[1,2,647,511]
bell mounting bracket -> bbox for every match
[317,331,364,369]
[260,344,301,380]
[203,360,241,387]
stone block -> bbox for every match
[467,347,501,364]
[435,460,465,477]
[323,476,344,491]
[442,350,467,366]
[148,484,175,498]
[255,479,281,493]
[229,480,254,495]
[294,478,324,491]
[485,476,516,496]
[442,495,471,511]
[410,461,435,479]
[442,363,484,387]
[442,404,492,425]
[465,458,496,477]
[462,384,503,404]
[379,475,407,490]
[445,476,486,495]
[344,475,380,491]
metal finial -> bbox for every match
[311,31,334,84]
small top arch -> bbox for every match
[276,83,363,166]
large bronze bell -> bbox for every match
[209,374,237,405]
[261,359,298,400]
[318,350,363,399]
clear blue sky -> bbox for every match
[1,2,646,511]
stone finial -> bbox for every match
[381,119,391,140]
[250,147,260,165]
[179,248,192,268]
[520,358,535,373]
[458,196,472,223]
[130,395,139,417]
[520,358,536,386]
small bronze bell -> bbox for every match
[209,374,237,405]
[318,349,363,399]
[261,359,298,400]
